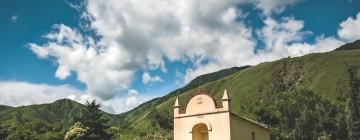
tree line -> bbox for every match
[256,63,360,140]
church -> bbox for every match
[173,89,270,140]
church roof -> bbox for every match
[231,113,270,129]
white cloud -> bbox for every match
[29,0,346,103]
[0,81,81,107]
[68,89,152,113]
[0,80,149,113]
[29,24,135,100]
[184,63,224,83]
[30,0,255,100]
[142,72,163,84]
[29,43,49,59]
[10,15,18,23]
[104,89,154,113]
[175,70,185,85]
[338,12,360,42]
[287,36,344,56]
[255,17,344,58]
[254,0,303,15]
[183,17,344,83]
[256,17,309,56]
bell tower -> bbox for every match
[222,89,231,111]
[174,97,180,117]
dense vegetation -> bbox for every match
[64,100,112,140]
[0,40,360,139]
[254,62,352,139]
[257,88,348,139]
[0,99,121,140]
[347,66,360,140]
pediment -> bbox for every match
[184,93,218,115]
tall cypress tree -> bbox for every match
[347,66,360,140]
[78,100,111,140]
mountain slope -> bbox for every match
[121,66,250,123]
[123,41,360,133]
[1,40,360,139]
[0,99,123,128]
[334,40,360,51]
[0,105,12,112]
[0,66,249,139]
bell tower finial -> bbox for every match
[222,89,231,101]
[222,89,231,111]
[174,97,180,107]
[174,97,181,117]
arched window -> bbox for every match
[192,123,209,140]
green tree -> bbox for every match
[0,124,8,139]
[149,108,173,130]
[64,122,88,140]
[257,89,348,140]
[76,100,111,140]
[347,66,360,140]
[5,123,36,140]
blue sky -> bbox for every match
[1,0,360,113]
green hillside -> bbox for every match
[0,66,247,139]
[121,66,249,124]
[1,40,360,139]
[119,40,360,139]
[126,49,360,126]
[0,99,123,126]
[0,105,12,112]
[0,99,125,139]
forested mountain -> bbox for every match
[1,40,360,139]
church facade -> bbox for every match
[173,89,270,140]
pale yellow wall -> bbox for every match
[174,92,270,140]
[174,94,232,140]
[230,114,270,140]
[174,112,231,140]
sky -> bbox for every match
[1,0,360,114]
